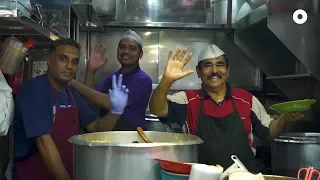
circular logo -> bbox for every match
[293,9,308,24]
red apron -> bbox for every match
[14,77,79,180]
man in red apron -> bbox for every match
[12,38,129,180]
[149,45,304,172]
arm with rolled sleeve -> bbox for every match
[158,91,187,127]
[19,86,71,180]
[82,72,112,105]
[84,74,129,132]
[69,74,145,110]
[252,95,293,139]
[252,96,278,139]
[69,78,112,109]
[73,91,121,132]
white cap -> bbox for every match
[120,29,143,48]
[198,44,225,62]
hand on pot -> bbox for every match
[109,74,129,115]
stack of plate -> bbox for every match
[269,99,317,113]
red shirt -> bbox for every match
[159,83,273,155]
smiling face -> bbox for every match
[117,38,143,68]
[196,55,229,90]
[47,45,80,86]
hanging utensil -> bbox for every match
[137,127,152,143]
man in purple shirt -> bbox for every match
[72,30,152,130]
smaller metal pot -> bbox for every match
[272,133,320,177]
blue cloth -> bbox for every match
[13,74,98,161]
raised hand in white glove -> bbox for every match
[109,74,129,114]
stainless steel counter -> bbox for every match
[145,113,166,132]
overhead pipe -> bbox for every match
[227,0,232,30]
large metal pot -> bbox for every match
[69,131,203,180]
[272,133,320,177]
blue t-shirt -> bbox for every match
[13,74,98,160]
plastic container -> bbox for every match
[160,170,189,180]
[0,36,27,75]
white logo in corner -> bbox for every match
[293,9,308,25]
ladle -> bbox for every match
[231,155,248,171]
[137,127,153,143]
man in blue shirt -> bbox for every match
[80,29,152,130]
[12,38,129,180]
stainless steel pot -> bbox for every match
[68,131,203,180]
[272,133,320,177]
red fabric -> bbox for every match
[184,88,254,147]
[14,79,79,180]
[5,62,24,95]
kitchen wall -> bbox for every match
[75,28,262,92]
[97,0,250,24]
[0,0,263,178]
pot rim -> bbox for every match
[274,132,320,144]
[68,131,204,147]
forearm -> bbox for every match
[87,112,121,132]
[84,69,96,89]
[69,79,111,109]
[36,135,71,180]
[149,78,173,117]
[268,115,288,139]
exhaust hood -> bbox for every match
[70,0,231,30]
[234,0,320,81]
[233,0,320,132]
[0,2,66,43]
[233,0,320,93]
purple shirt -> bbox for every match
[95,65,152,129]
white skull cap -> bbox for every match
[198,44,225,62]
[120,29,143,48]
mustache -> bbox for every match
[207,73,222,80]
